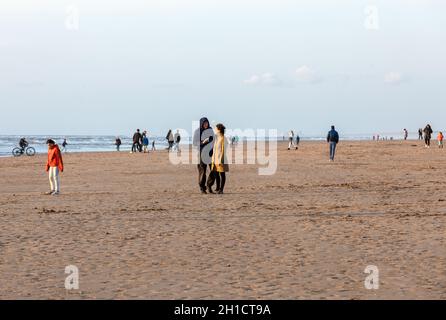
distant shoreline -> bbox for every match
[0,139,424,158]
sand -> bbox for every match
[0,140,445,299]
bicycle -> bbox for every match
[12,145,36,157]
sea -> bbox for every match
[0,132,408,157]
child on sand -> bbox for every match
[142,132,149,153]
[45,139,64,195]
[438,132,444,148]
[207,123,228,194]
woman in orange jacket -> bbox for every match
[438,132,444,149]
[45,139,64,195]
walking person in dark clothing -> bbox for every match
[423,124,433,148]
[115,137,122,151]
[326,125,339,161]
[166,129,174,152]
[193,117,215,194]
[295,134,300,150]
[61,138,68,153]
[132,129,142,153]
[418,128,423,140]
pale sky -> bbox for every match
[1,0,445,136]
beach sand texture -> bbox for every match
[0,141,445,299]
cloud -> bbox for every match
[384,71,403,84]
[243,73,282,87]
[295,65,322,84]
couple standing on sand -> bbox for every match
[193,117,229,194]
[132,129,151,153]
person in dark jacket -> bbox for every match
[193,117,216,194]
[132,129,142,153]
[418,128,423,140]
[115,137,122,151]
[166,129,174,152]
[19,137,28,150]
[295,134,300,149]
[326,125,339,161]
[423,124,433,148]
[61,138,68,153]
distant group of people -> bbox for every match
[130,129,146,153]
[166,129,181,152]
[373,135,395,141]
[120,129,155,153]
[287,130,300,150]
[230,136,240,145]
[33,122,444,197]
[115,129,182,153]
[371,125,444,148]
[418,124,443,148]
[287,126,338,161]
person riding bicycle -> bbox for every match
[19,138,29,150]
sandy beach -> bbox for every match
[0,140,445,299]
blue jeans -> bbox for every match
[329,142,337,160]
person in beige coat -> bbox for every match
[207,123,229,194]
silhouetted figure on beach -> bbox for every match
[295,134,300,149]
[403,129,408,140]
[19,138,28,151]
[193,117,215,194]
[61,138,68,153]
[132,129,142,153]
[115,137,122,151]
[326,125,339,161]
[423,124,433,148]
[418,128,423,140]
[166,129,174,152]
